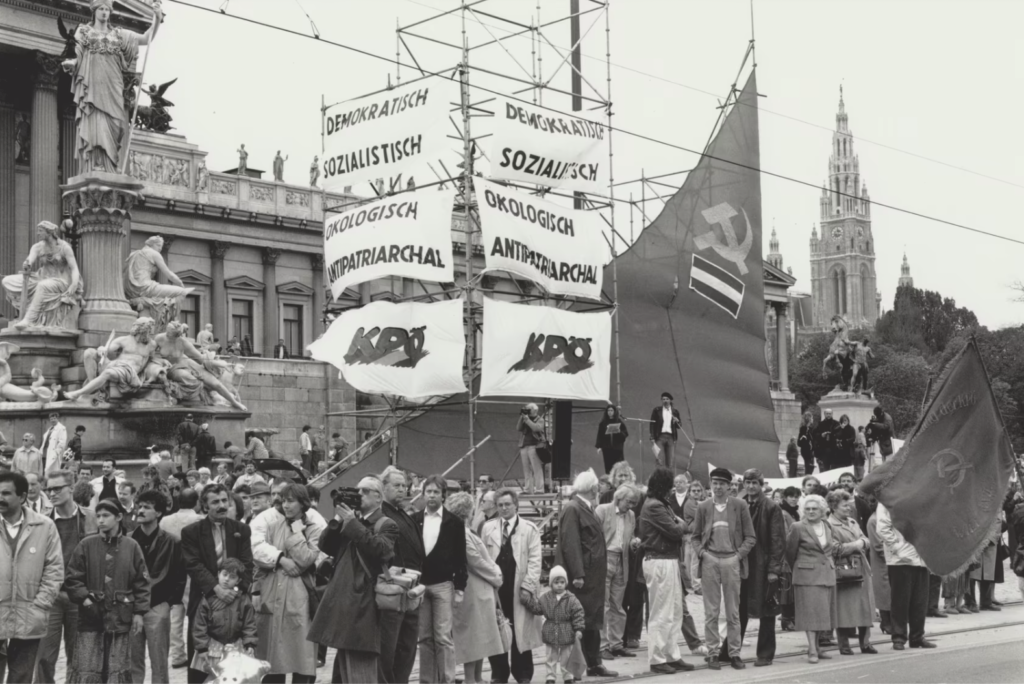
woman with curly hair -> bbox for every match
[595,405,629,474]
[600,461,636,504]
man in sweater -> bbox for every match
[691,467,756,671]
[413,475,467,683]
[36,469,98,684]
[131,490,186,684]
[379,467,425,683]
[876,503,936,650]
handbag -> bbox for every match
[352,520,422,613]
[495,594,513,652]
[535,440,552,465]
[835,552,864,583]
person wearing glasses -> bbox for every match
[36,470,98,684]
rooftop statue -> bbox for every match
[1,221,83,332]
[136,78,176,133]
[62,0,163,174]
[273,151,288,182]
[124,235,193,331]
[237,144,248,175]
[309,156,319,188]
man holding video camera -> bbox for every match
[309,476,398,682]
[517,404,547,495]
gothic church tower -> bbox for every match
[810,87,878,328]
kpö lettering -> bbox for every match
[344,325,429,368]
[508,333,593,375]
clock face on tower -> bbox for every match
[831,226,844,240]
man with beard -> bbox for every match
[66,317,158,402]
[131,490,186,684]
[155,323,247,411]
[724,470,785,667]
[813,410,839,473]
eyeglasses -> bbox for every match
[478,478,490,484]
[44,485,68,495]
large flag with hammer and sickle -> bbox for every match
[861,338,1016,575]
[571,70,779,478]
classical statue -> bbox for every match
[152,321,247,410]
[2,220,83,331]
[272,151,288,182]
[0,343,52,403]
[309,156,319,188]
[197,159,210,191]
[124,235,193,330]
[62,0,163,174]
[135,78,176,133]
[66,316,157,402]
[237,144,248,175]
[822,315,855,392]
[14,113,30,165]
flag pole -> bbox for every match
[119,2,163,176]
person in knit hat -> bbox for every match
[523,565,585,684]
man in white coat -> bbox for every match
[40,413,67,475]
[482,489,544,684]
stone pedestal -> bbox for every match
[63,172,144,344]
[772,388,803,468]
[818,390,879,432]
[0,329,78,386]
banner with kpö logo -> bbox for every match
[476,178,605,300]
[322,78,452,189]
[489,97,607,194]
[307,299,467,399]
[480,298,611,401]
[324,188,456,299]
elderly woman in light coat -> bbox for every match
[482,488,544,683]
[827,489,876,655]
[447,491,504,684]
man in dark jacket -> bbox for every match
[555,469,616,678]
[194,423,217,471]
[413,475,468,683]
[813,409,839,472]
[308,476,398,683]
[649,392,682,470]
[176,414,200,471]
[131,489,186,684]
[725,469,786,667]
[180,484,253,684]
[380,467,425,683]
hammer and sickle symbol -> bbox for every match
[929,448,973,492]
[694,202,753,275]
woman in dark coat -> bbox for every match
[826,490,876,655]
[595,405,629,474]
[785,494,837,664]
[831,415,857,469]
[797,412,815,476]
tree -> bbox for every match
[876,284,978,356]
[869,348,930,437]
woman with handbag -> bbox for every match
[785,494,838,664]
[446,492,506,684]
[826,489,877,655]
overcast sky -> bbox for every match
[143,0,1024,329]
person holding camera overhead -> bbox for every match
[309,476,398,683]
[517,404,547,495]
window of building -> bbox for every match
[231,299,253,345]
[283,303,303,356]
[179,294,200,335]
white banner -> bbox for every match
[489,97,607,194]
[324,189,456,299]
[307,299,467,400]
[476,179,605,300]
[480,298,611,401]
[322,78,452,189]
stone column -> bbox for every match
[775,302,789,391]
[0,98,15,320]
[65,173,144,339]
[210,241,229,342]
[30,52,61,231]
[262,247,281,356]
[311,253,325,340]
[60,103,75,183]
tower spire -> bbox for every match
[898,252,914,288]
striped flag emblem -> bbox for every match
[689,254,745,318]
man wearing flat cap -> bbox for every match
[649,392,682,470]
[691,468,756,671]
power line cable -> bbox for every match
[164,0,1024,249]
[401,0,1024,191]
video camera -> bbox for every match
[330,486,362,509]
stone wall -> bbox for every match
[238,358,357,459]
[772,389,803,470]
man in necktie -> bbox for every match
[180,484,253,684]
[24,473,52,516]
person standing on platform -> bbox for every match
[516,404,546,496]
[414,475,468,683]
[40,413,67,475]
[555,469,616,679]
[649,393,682,470]
[797,412,815,476]
[194,423,217,472]
[130,490,186,684]
[379,467,424,684]
[691,467,756,670]
[595,405,629,475]
[482,489,544,684]
[176,414,200,471]
[299,425,314,473]
[0,471,64,684]
[813,410,838,473]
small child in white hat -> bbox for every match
[523,565,585,684]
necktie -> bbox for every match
[502,520,509,544]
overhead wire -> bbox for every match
[164,0,1024,249]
